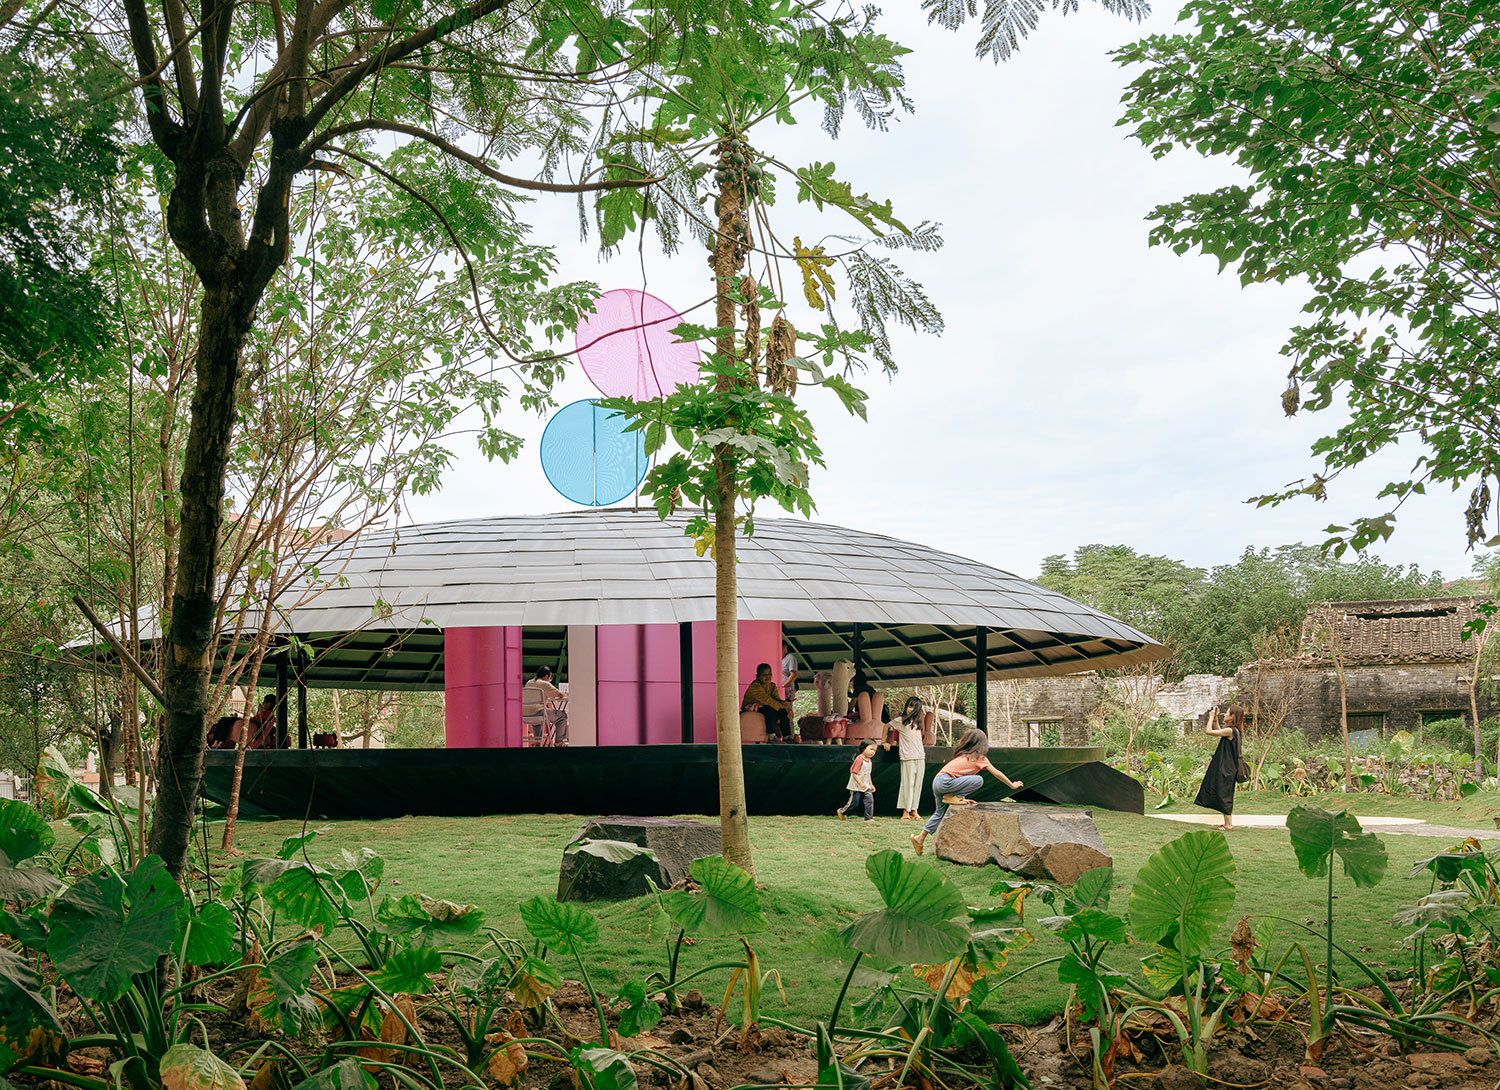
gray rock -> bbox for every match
[932,802,1111,884]
[558,816,723,901]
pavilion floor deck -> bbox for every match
[200,744,1144,819]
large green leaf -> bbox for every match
[369,946,442,995]
[182,901,237,967]
[0,799,52,864]
[841,849,970,965]
[569,1047,637,1090]
[277,825,335,860]
[333,848,384,900]
[657,855,765,938]
[0,947,66,1073]
[46,854,185,1002]
[519,896,598,949]
[159,1043,245,1090]
[1286,806,1387,889]
[251,935,322,1034]
[242,858,350,931]
[286,1060,375,1090]
[0,861,61,903]
[449,957,510,1000]
[1127,829,1236,957]
[1041,908,1129,946]
[564,838,658,865]
[1068,867,1114,912]
[613,979,664,1038]
[1409,848,1486,884]
[375,893,485,946]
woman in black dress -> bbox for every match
[1194,704,1245,831]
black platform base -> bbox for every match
[200,744,1143,819]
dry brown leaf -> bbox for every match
[1230,915,1256,975]
[247,1060,277,1090]
[914,958,981,1002]
[486,1033,527,1087]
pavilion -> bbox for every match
[130,510,1169,816]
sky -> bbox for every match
[402,0,1480,583]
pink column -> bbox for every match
[594,620,782,744]
[443,626,524,747]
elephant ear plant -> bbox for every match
[2,853,242,1090]
[642,853,769,1029]
[1123,828,1239,1078]
[1286,806,1387,1034]
[831,850,1030,1090]
[1034,866,1133,1089]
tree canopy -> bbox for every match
[1039,542,1447,676]
[1117,0,1500,555]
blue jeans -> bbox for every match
[840,790,874,820]
[922,772,983,835]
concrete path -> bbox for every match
[1149,812,1498,839]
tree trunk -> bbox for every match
[150,286,250,882]
[710,134,752,874]
[1470,630,1488,778]
[714,456,751,872]
[1335,656,1352,789]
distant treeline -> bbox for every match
[1036,543,1485,678]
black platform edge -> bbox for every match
[201,745,1141,820]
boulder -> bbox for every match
[932,801,1110,884]
[557,816,723,901]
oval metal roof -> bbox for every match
[176,510,1168,687]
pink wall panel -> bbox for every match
[443,626,523,747]
[446,620,783,747]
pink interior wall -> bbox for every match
[593,620,782,744]
[443,626,523,747]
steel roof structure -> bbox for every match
[110,511,1169,689]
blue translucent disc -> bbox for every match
[539,399,648,506]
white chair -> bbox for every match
[521,684,559,747]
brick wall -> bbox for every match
[1232,661,1495,741]
[1007,674,1103,746]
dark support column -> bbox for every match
[680,621,694,744]
[276,656,290,749]
[851,623,864,676]
[296,654,309,749]
[974,626,988,736]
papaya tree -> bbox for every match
[596,0,1148,872]
[1117,0,1500,556]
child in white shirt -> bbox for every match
[837,741,879,822]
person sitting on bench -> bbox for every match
[742,663,792,741]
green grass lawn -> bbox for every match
[217,793,1499,1027]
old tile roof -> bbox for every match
[1298,597,1488,665]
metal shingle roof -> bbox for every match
[104,510,1168,686]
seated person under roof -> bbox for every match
[522,666,569,744]
[741,662,792,741]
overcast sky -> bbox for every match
[403,0,1479,583]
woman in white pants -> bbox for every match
[894,696,927,820]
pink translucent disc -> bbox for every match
[575,289,702,399]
